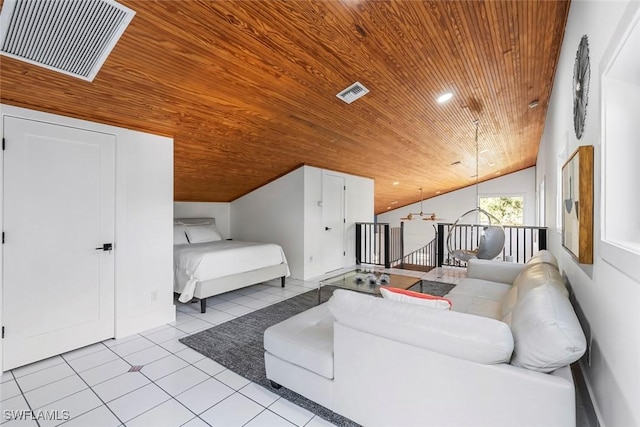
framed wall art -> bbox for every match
[562,145,594,264]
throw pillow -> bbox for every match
[185,224,223,243]
[380,286,452,310]
[173,224,189,245]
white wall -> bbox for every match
[174,202,231,239]
[535,1,640,426]
[377,167,536,254]
[115,129,175,337]
[231,167,305,278]
[344,172,375,268]
[0,105,175,370]
[303,167,324,278]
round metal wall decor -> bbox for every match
[573,35,590,139]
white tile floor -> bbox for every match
[0,266,591,427]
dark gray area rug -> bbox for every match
[180,280,455,426]
[413,279,456,295]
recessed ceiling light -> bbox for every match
[479,149,488,154]
[489,163,496,167]
[437,92,453,103]
[436,191,442,194]
[495,172,501,175]
[528,100,540,109]
[387,207,391,210]
[391,201,398,205]
[392,181,400,186]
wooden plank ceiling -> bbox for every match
[0,0,570,214]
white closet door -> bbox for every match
[323,173,346,273]
[3,117,115,370]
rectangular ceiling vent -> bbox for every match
[336,81,370,104]
[0,0,135,81]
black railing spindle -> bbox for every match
[436,224,548,266]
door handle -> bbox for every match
[325,227,332,231]
[95,243,113,251]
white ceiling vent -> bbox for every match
[0,0,135,81]
[336,81,370,104]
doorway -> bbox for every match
[322,173,346,273]
[2,117,116,370]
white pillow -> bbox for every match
[185,224,222,243]
[174,225,189,245]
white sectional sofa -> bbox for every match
[264,251,586,427]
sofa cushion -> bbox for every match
[445,278,511,320]
[380,286,451,309]
[329,290,513,364]
[513,263,568,300]
[467,259,526,284]
[510,284,586,372]
[446,293,504,320]
[264,303,335,379]
[501,285,519,318]
[526,249,558,268]
[447,278,512,301]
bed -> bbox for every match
[174,218,290,313]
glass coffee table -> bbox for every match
[318,268,422,303]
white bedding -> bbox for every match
[174,240,289,302]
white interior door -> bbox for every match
[323,174,345,273]
[3,117,115,370]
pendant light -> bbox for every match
[400,188,443,221]
[446,120,505,263]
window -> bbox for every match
[479,196,524,226]
[538,178,546,227]
[600,1,640,278]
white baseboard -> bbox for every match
[577,360,604,427]
[115,305,176,339]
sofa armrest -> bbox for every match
[467,258,525,284]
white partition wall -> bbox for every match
[231,167,306,278]
[231,165,374,280]
[0,105,175,370]
[114,127,175,337]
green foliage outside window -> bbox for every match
[479,196,524,226]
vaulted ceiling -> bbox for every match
[0,0,570,214]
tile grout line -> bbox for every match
[241,406,295,427]
[57,350,127,426]
[9,280,329,427]
[133,363,202,423]
[89,335,190,425]
[6,370,42,427]
[112,330,240,426]
[62,334,204,426]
